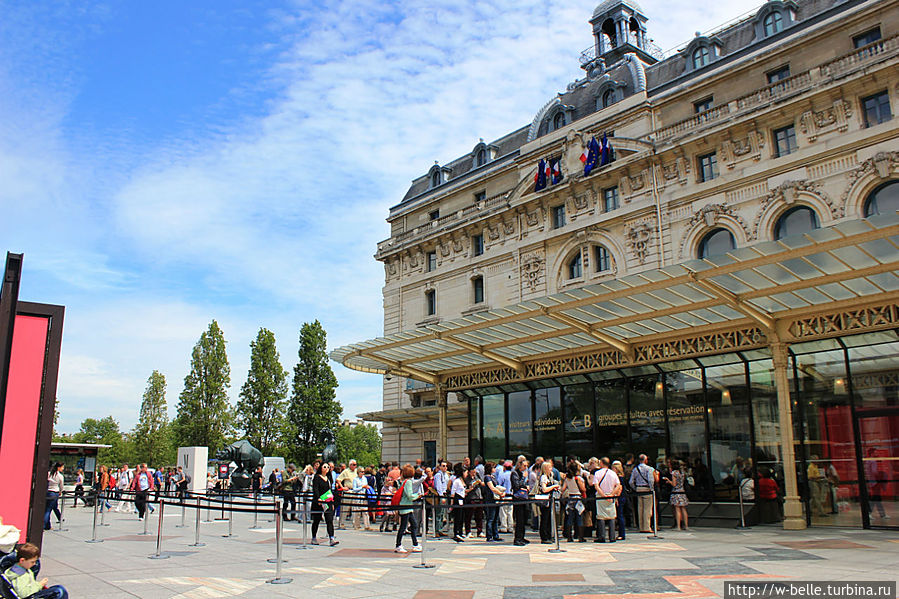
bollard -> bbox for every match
[647,487,664,539]
[413,500,435,569]
[149,500,170,560]
[85,491,103,543]
[56,492,68,532]
[548,494,565,553]
[189,496,206,547]
[267,499,292,585]
[736,481,751,530]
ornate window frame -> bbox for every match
[753,1,797,40]
[552,232,624,291]
[428,164,452,189]
[682,35,723,73]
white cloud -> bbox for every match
[5,0,759,435]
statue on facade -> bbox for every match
[319,429,338,464]
[214,440,263,490]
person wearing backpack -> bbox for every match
[392,464,422,553]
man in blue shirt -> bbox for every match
[496,460,513,532]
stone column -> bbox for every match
[436,384,448,461]
[771,341,807,530]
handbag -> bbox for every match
[596,497,617,519]
[582,509,593,528]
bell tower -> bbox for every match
[583,0,658,72]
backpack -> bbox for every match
[390,481,406,506]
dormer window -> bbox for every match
[476,148,487,167]
[692,46,710,69]
[431,171,441,188]
[602,89,616,108]
[763,11,783,36]
[552,112,567,131]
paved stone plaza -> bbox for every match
[36,501,899,598]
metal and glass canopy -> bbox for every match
[332,214,899,390]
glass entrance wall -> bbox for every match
[464,331,899,527]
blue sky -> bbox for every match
[0,0,752,434]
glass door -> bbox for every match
[857,409,898,528]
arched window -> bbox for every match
[601,89,616,108]
[431,171,441,188]
[864,180,899,217]
[692,46,710,69]
[594,245,611,272]
[568,253,583,279]
[476,148,487,167]
[552,111,567,131]
[774,206,820,240]
[698,228,736,259]
[763,11,783,36]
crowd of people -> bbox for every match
[41,451,786,556]
[245,452,751,553]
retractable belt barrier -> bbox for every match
[68,485,649,574]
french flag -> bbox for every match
[600,133,612,166]
[551,160,562,185]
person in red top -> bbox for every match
[756,468,781,523]
[130,463,155,520]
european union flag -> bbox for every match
[583,137,601,176]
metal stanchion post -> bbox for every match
[251,493,261,529]
[647,487,664,539]
[177,501,187,528]
[149,500,170,560]
[413,500,435,569]
[223,504,235,538]
[190,496,206,547]
[297,496,309,551]
[56,492,68,532]
[139,499,151,535]
[86,492,103,543]
[203,493,213,523]
[736,482,751,530]
[267,500,291,584]
[548,494,566,553]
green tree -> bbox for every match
[335,423,381,467]
[72,416,131,465]
[132,370,174,466]
[285,320,340,464]
[236,328,288,455]
[173,320,233,452]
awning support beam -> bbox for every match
[688,273,777,333]
[351,351,439,385]
[438,333,526,374]
[543,309,634,360]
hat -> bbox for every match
[612,460,622,466]
[504,460,513,468]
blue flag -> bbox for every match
[583,137,600,176]
[600,133,612,166]
[534,158,547,191]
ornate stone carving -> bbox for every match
[562,129,587,179]
[799,100,852,142]
[752,179,840,239]
[502,218,516,236]
[486,221,501,241]
[840,151,899,209]
[625,221,653,264]
[438,238,450,257]
[520,253,545,293]
[720,130,764,169]
[452,235,465,254]
[678,203,750,258]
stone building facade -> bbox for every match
[336,0,899,529]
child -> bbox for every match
[4,542,68,599]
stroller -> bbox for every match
[0,549,40,599]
